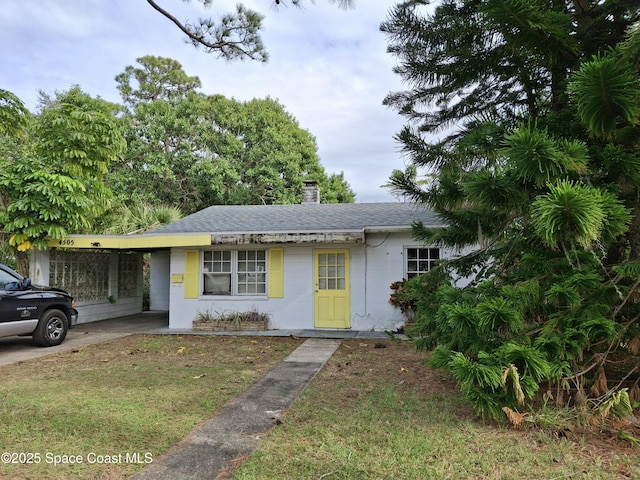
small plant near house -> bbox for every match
[389,267,452,329]
[389,279,415,321]
[193,307,271,331]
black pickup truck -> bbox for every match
[0,263,78,346]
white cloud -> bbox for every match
[0,0,408,202]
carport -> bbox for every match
[29,234,210,325]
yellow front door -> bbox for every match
[314,249,350,328]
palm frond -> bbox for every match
[501,279,541,313]
[502,364,526,406]
[580,317,620,342]
[595,388,633,421]
[503,126,588,187]
[460,383,509,422]
[547,359,572,382]
[429,345,454,370]
[599,144,640,187]
[612,260,640,279]
[462,169,529,211]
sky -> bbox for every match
[0,0,415,203]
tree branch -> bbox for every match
[146,0,197,44]
[146,0,266,61]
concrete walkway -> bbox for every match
[0,313,388,478]
[131,338,342,480]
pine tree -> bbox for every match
[383,1,640,424]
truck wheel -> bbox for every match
[34,309,68,347]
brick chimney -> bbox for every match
[301,179,320,204]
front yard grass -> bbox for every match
[0,334,301,480]
[234,339,640,480]
[1,335,637,479]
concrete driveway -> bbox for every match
[0,311,169,367]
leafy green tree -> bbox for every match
[108,56,354,213]
[383,1,640,424]
[0,89,30,136]
[0,90,31,268]
[115,56,202,108]
[195,94,355,206]
[0,87,126,274]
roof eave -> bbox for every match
[211,231,365,245]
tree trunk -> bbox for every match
[14,249,29,277]
[628,203,640,261]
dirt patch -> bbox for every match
[325,339,475,416]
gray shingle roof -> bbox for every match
[149,203,441,235]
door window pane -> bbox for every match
[318,252,346,290]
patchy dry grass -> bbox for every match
[0,334,301,480]
[234,339,640,480]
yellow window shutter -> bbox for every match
[268,248,284,298]
[184,250,200,299]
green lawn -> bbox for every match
[0,334,301,479]
[0,335,636,480]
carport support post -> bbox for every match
[29,249,50,285]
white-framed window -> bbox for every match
[202,250,266,296]
[405,247,440,279]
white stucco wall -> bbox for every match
[77,297,143,323]
[168,245,316,330]
[167,232,452,331]
[354,232,407,331]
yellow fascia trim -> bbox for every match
[49,234,212,250]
